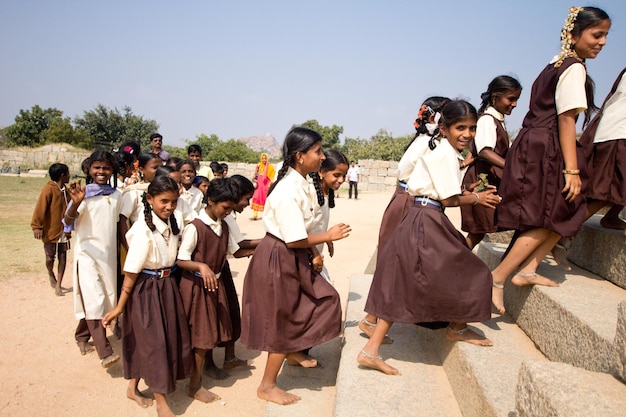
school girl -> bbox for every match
[309,149,350,284]
[492,6,611,314]
[240,127,351,405]
[461,76,522,249]
[579,67,626,231]
[177,159,205,213]
[358,101,501,375]
[64,150,122,368]
[176,178,242,402]
[102,175,194,416]
[360,97,450,343]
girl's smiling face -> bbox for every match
[493,89,521,116]
[178,163,196,189]
[440,117,477,152]
[320,163,349,193]
[297,141,325,174]
[205,200,236,221]
[89,160,113,185]
[146,190,179,222]
[572,19,610,60]
[235,192,254,213]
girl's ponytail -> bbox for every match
[142,192,156,232]
[309,172,325,206]
[478,75,522,114]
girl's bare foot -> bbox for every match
[358,318,393,344]
[127,386,153,408]
[55,285,64,296]
[357,350,400,375]
[551,245,572,271]
[257,384,301,405]
[48,274,57,288]
[188,386,220,403]
[286,352,319,368]
[491,282,505,315]
[205,363,229,380]
[156,404,176,417]
[446,325,493,346]
[223,357,254,370]
[511,272,559,288]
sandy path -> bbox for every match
[0,190,398,417]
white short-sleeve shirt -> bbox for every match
[123,212,181,273]
[181,186,204,213]
[407,138,466,200]
[555,61,588,116]
[397,134,433,182]
[308,182,330,254]
[223,213,245,244]
[594,72,626,144]
[474,106,506,154]
[120,183,149,222]
[177,209,239,261]
[262,167,316,243]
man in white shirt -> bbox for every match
[347,161,360,200]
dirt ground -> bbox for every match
[0,181,390,417]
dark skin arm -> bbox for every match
[441,181,501,209]
[478,148,506,169]
[103,272,139,327]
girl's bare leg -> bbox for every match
[357,318,399,375]
[511,232,561,287]
[189,348,220,403]
[465,232,485,250]
[204,349,229,380]
[155,393,175,417]
[223,341,253,370]
[358,314,393,344]
[257,352,300,405]
[491,228,559,314]
[127,378,153,408]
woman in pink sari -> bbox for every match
[251,153,275,220]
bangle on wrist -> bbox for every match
[562,169,580,175]
[471,192,480,206]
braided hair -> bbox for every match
[142,175,181,235]
[407,96,450,151]
[268,127,323,196]
[478,75,522,114]
[309,172,325,206]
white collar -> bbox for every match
[484,106,505,122]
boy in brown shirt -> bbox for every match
[31,163,71,295]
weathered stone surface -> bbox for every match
[516,360,626,417]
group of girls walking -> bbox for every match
[65,125,353,414]
[358,6,622,376]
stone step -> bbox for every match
[334,274,463,417]
[568,214,626,290]
[516,360,626,417]
[477,242,626,380]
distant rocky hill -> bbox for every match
[237,133,281,159]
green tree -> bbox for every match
[186,133,220,157]
[296,120,343,149]
[74,104,159,151]
[207,139,260,163]
[5,105,68,147]
[342,129,413,162]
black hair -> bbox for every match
[165,157,182,169]
[187,144,202,155]
[408,96,451,151]
[319,149,349,208]
[210,161,224,175]
[193,175,210,187]
[150,133,163,141]
[269,127,323,196]
[114,150,134,177]
[142,175,180,235]
[86,150,118,186]
[49,163,69,182]
[81,158,91,177]
[137,152,162,168]
[204,177,240,206]
[155,165,176,178]
[434,100,478,150]
[119,140,141,157]
[221,162,228,171]
[176,159,196,174]
[570,7,610,126]
[478,76,522,114]
[229,174,255,196]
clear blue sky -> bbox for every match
[1,0,624,147]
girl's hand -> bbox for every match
[327,223,351,241]
[199,263,218,292]
[67,180,86,204]
[476,186,501,208]
[461,152,475,169]
[312,254,324,273]
[327,241,334,257]
[562,173,582,202]
[33,228,43,239]
[464,180,482,193]
[102,307,122,328]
